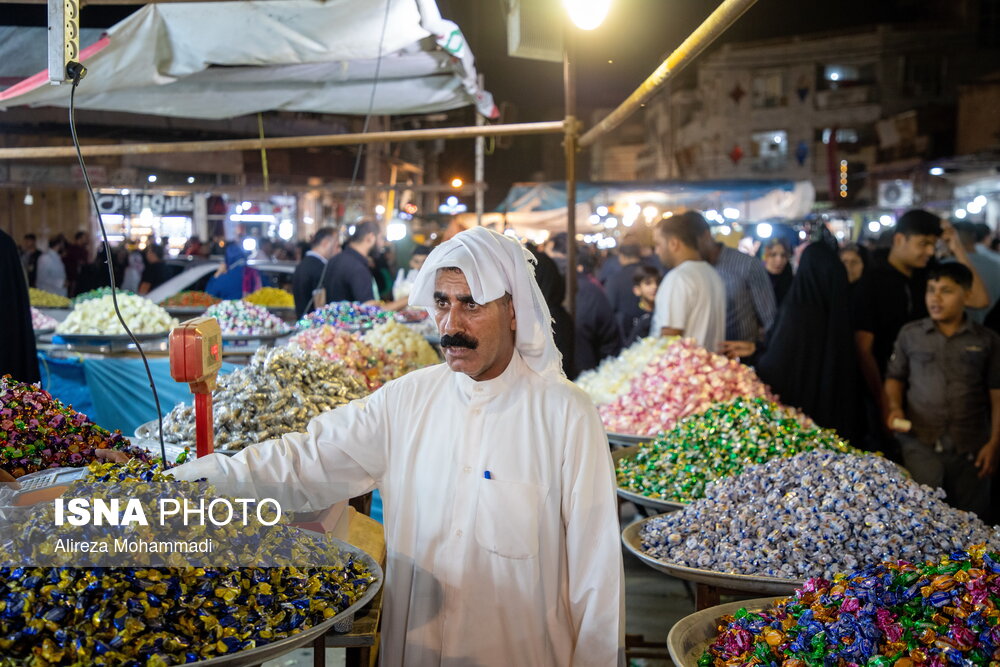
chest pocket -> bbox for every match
[475,478,549,559]
[910,351,935,366]
[959,347,987,381]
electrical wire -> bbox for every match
[302,0,393,315]
[69,75,167,466]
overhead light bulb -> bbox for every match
[563,0,612,30]
[756,223,773,239]
[23,188,33,206]
[868,221,881,233]
[928,167,945,176]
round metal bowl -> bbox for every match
[134,420,241,457]
[605,431,658,446]
[621,519,805,594]
[188,538,384,666]
[666,597,779,667]
[164,306,210,317]
[612,446,686,513]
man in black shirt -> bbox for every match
[326,221,378,303]
[291,226,338,319]
[853,209,989,424]
[137,243,172,295]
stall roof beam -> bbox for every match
[0,120,565,160]
[578,0,757,148]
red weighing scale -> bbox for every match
[169,317,223,459]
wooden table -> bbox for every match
[311,508,386,667]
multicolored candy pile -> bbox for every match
[639,450,1000,580]
[599,338,775,435]
[701,547,1000,667]
[297,302,393,332]
[0,376,153,478]
[30,307,58,331]
[0,460,378,665]
[363,320,441,369]
[204,300,291,336]
[617,398,859,503]
[55,294,177,336]
[291,325,406,390]
[157,346,368,450]
[159,290,220,308]
[575,336,676,405]
[28,288,70,308]
[72,287,134,304]
[244,286,295,308]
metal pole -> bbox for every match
[564,28,577,325]
[578,0,757,148]
[475,74,486,226]
[0,121,566,160]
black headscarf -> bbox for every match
[756,236,863,442]
[527,246,575,378]
[0,229,40,383]
[768,264,793,306]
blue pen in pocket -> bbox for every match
[483,470,492,480]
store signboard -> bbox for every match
[96,191,195,217]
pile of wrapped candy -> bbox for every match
[244,286,295,308]
[617,398,859,503]
[72,287,133,304]
[204,300,291,336]
[291,325,406,390]
[55,294,177,336]
[638,450,1000,580]
[0,376,152,478]
[159,290,220,308]
[30,307,58,331]
[0,460,377,665]
[297,302,393,332]
[701,547,1000,667]
[364,320,440,369]
[599,338,774,435]
[158,347,367,450]
[28,288,70,308]
[575,336,676,405]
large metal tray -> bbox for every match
[53,331,170,344]
[667,597,779,667]
[605,431,657,446]
[220,331,292,342]
[135,419,241,457]
[621,519,805,594]
[189,537,384,666]
[612,446,686,513]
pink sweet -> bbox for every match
[599,338,775,435]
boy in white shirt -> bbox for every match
[651,211,726,351]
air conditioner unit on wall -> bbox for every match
[506,0,563,62]
[878,180,914,208]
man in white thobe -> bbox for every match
[169,227,625,666]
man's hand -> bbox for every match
[939,218,960,255]
[975,441,999,479]
[95,448,131,464]
[719,340,755,359]
[886,408,910,432]
[0,468,18,485]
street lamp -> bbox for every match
[563,0,612,30]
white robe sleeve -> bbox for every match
[561,398,626,666]
[168,388,390,513]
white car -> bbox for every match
[145,258,297,304]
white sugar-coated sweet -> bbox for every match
[55,294,178,335]
[204,300,291,336]
[638,450,1000,580]
[575,336,676,405]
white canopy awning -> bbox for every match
[0,0,496,120]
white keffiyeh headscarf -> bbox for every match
[409,227,564,379]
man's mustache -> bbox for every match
[440,333,479,350]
